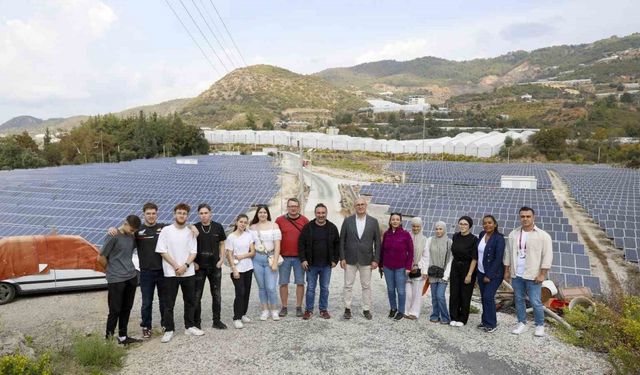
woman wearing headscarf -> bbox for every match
[426,221,453,324]
[448,216,478,327]
[404,217,429,320]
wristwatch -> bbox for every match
[185,262,190,268]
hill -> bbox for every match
[0,115,43,132]
[316,33,640,100]
[180,64,368,128]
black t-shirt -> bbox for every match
[135,223,167,271]
[195,221,227,269]
[451,232,479,262]
[311,222,329,266]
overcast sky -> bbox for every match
[1,0,639,124]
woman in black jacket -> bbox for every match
[449,216,478,327]
[476,215,505,333]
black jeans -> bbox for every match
[106,275,138,338]
[231,270,253,321]
[449,260,476,324]
[162,275,196,332]
[139,269,166,329]
[194,267,223,328]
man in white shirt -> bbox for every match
[504,206,553,337]
[155,203,204,343]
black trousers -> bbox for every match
[449,260,476,324]
[106,275,138,338]
[162,275,196,331]
[194,267,223,328]
[231,270,253,320]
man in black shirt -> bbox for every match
[299,203,340,320]
[193,203,228,329]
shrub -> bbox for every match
[558,295,640,374]
[0,353,51,375]
[72,334,126,372]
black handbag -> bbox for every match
[408,268,422,279]
[427,265,444,278]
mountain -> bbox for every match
[0,115,43,131]
[116,98,193,118]
[180,64,368,127]
[316,33,640,101]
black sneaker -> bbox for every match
[363,310,373,320]
[388,309,397,318]
[212,320,228,330]
[477,323,485,329]
[394,312,404,321]
[484,326,498,333]
[118,336,143,346]
[279,307,288,317]
[343,308,352,320]
[142,327,152,339]
[296,307,304,317]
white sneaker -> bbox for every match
[233,320,244,329]
[534,326,546,337]
[161,331,174,343]
[241,315,251,323]
[512,322,527,335]
[449,321,458,326]
[455,321,465,327]
[185,327,205,336]
[271,310,280,321]
[260,310,270,321]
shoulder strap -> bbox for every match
[286,215,303,232]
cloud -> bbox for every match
[355,38,429,64]
[500,22,557,42]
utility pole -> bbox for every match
[298,141,305,212]
[100,131,104,163]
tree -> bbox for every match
[245,113,256,130]
[504,136,514,148]
[530,127,569,160]
[620,92,633,103]
[263,119,274,130]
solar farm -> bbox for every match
[361,161,640,293]
[0,156,279,247]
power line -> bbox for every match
[163,0,221,76]
[207,0,248,66]
[197,0,241,67]
[190,0,238,69]
[177,0,230,73]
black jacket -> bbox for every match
[298,219,340,266]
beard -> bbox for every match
[175,217,187,226]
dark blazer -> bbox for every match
[339,214,381,265]
[298,219,340,266]
[478,230,505,280]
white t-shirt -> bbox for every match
[155,224,197,277]
[250,225,282,253]
[227,231,254,273]
[515,230,529,278]
[356,215,367,239]
[477,237,487,274]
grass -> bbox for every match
[71,334,127,373]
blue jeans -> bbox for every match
[253,252,279,306]
[383,267,407,314]
[430,281,450,323]
[305,265,331,311]
[279,256,305,285]
[477,272,502,329]
[139,269,166,329]
[512,276,545,326]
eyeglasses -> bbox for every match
[355,203,366,207]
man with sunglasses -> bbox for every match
[504,206,552,337]
[275,197,309,317]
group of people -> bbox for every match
[99,197,552,346]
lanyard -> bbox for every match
[518,230,531,258]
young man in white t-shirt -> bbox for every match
[155,203,204,343]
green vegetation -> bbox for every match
[0,111,209,170]
[557,295,640,375]
[449,85,564,104]
[182,65,367,127]
[71,335,127,373]
[0,353,52,375]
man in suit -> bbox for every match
[339,197,381,320]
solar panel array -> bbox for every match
[362,163,602,293]
[390,161,553,189]
[553,164,640,268]
[0,156,280,246]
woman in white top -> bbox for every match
[405,217,430,320]
[249,205,282,321]
[426,221,453,324]
[226,214,255,329]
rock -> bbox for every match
[0,330,36,359]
